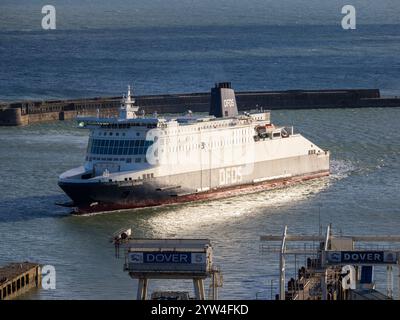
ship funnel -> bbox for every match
[209,82,238,118]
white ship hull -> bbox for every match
[58,83,330,214]
[59,152,329,214]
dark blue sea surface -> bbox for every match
[0,14,400,299]
[0,107,399,299]
[1,24,400,101]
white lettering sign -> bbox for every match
[41,5,56,30]
[341,265,356,290]
[130,253,143,263]
[223,99,235,108]
[341,5,356,30]
[219,166,243,185]
[41,265,56,290]
[146,253,189,263]
[191,253,206,264]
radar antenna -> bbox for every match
[119,85,139,119]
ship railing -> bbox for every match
[354,243,400,251]
[260,242,320,255]
[282,126,294,137]
[77,110,118,119]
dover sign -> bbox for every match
[126,251,210,275]
[124,239,212,275]
[326,251,398,265]
[129,252,206,264]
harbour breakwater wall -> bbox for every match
[1,88,399,126]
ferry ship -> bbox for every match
[58,83,330,213]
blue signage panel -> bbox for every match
[128,251,204,264]
[326,251,398,264]
[342,251,384,263]
[144,252,191,264]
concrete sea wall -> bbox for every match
[1,88,399,126]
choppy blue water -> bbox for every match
[1,24,400,102]
[1,107,399,299]
[1,5,400,299]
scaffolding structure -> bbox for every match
[260,225,400,300]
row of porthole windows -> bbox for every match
[168,125,250,135]
[99,123,157,128]
[179,131,250,141]
[123,173,154,182]
[0,274,30,300]
[108,173,154,183]
[86,157,146,163]
[97,131,142,137]
[94,126,250,141]
[94,122,255,138]
[163,136,251,152]
[165,130,251,142]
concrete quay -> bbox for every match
[1,88,399,126]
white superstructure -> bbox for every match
[58,83,330,213]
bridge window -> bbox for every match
[89,139,153,156]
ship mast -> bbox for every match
[119,85,139,119]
